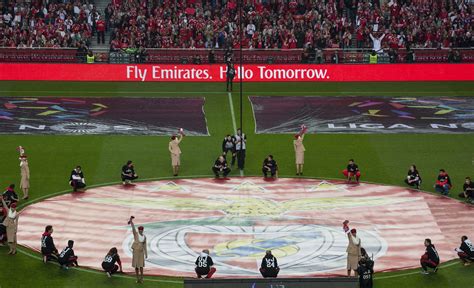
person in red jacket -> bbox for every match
[434,169,452,196]
[96,16,106,44]
[420,238,440,274]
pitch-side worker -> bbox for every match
[343,220,362,277]
[129,216,148,284]
[293,124,307,176]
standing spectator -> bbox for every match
[455,236,474,266]
[121,160,138,185]
[434,169,452,195]
[69,166,86,192]
[102,247,123,277]
[406,48,415,63]
[343,159,361,183]
[1,196,18,255]
[246,20,256,38]
[459,177,474,204]
[343,220,361,277]
[405,165,422,189]
[260,250,280,278]
[129,217,147,284]
[195,249,216,279]
[222,135,236,166]
[234,128,247,171]
[212,155,231,179]
[420,238,439,274]
[41,225,59,263]
[58,240,79,269]
[2,184,19,207]
[168,131,184,177]
[262,155,278,179]
[388,48,398,63]
[369,32,385,54]
[96,16,106,44]
[19,155,30,200]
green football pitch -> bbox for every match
[0,81,473,287]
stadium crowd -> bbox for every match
[104,0,473,52]
[0,0,96,48]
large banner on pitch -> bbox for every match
[0,63,473,82]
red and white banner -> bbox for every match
[1,63,473,82]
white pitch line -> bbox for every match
[227,92,238,134]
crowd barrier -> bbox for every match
[1,48,473,64]
[0,63,473,82]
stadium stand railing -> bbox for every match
[1,48,473,64]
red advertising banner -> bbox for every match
[0,63,473,82]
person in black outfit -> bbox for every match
[420,238,440,274]
[69,166,86,192]
[235,128,247,170]
[58,240,79,269]
[357,257,374,288]
[456,236,474,265]
[102,247,123,277]
[405,164,422,189]
[222,135,236,166]
[121,160,138,185]
[388,48,398,63]
[208,49,216,64]
[212,155,231,178]
[459,177,474,203]
[260,250,280,278]
[195,249,216,278]
[226,62,236,92]
[41,225,59,263]
[262,155,278,179]
[343,159,361,183]
[2,184,19,207]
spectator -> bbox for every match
[459,177,474,204]
[369,32,385,54]
[420,238,439,275]
[434,169,452,195]
[405,165,422,189]
[448,49,462,63]
[96,15,106,44]
[455,236,474,266]
[388,48,398,63]
[262,155,278,179]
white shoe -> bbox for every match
[420,270,429,275]
[106,272,111,278]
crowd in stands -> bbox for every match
[105,0,473,52]
[0,0,96,48]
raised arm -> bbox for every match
[1,196,7,208]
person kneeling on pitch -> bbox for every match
[212,155,231,179]
[58,240,79,269]
[69,166,86,192]
[455,235,474,266]
[260,250,280,278]
[102,247,123,278]
[434,169,452,196]
[405,165,422,189]
[195,249,216,279]
[122,160,138,185]
[420,238,440,274]
[343,159,361,183]
[262,155,278,179]
[41,225,59,263]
